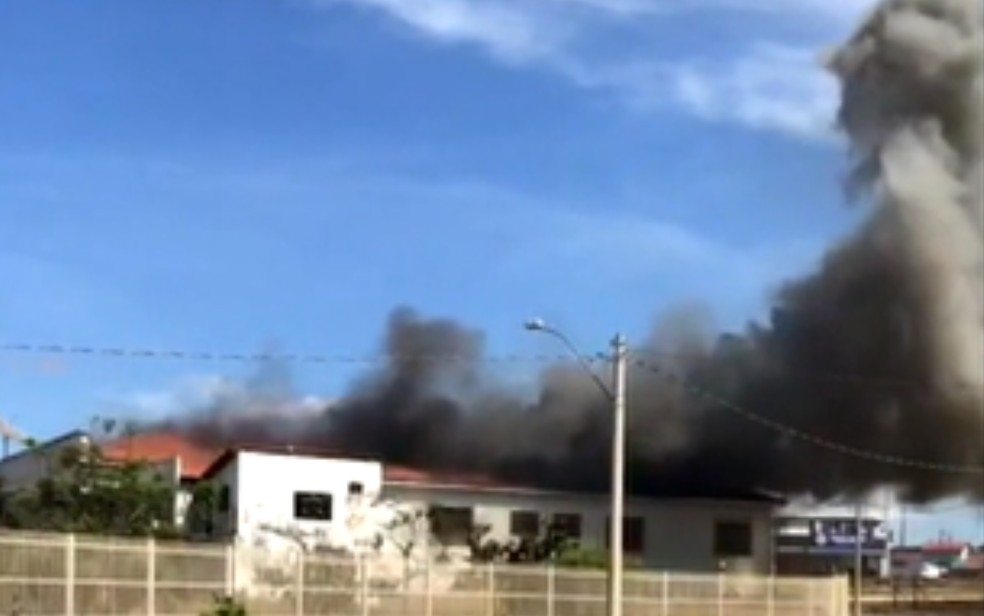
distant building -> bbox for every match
[99,432,219,526]
[0,430,217,527]
[773,493,893,577]
[920,541,975,570]
[0,430,92,491]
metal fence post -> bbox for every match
[807,577,815,616]
[486,562,495,616]
[717,573,724,616]
[661,571,669,616]
[546,565,555,616]
[766,575,774,616]
[360,553,370,616]
[225,543,235,597]
[840,576,850,616]
[65,533,75,616]
[424,548,433,616]
[147,538,157,616]
[296,550,304,616]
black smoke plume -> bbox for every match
[150,0,984,504]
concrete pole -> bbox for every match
[607,334,627,616]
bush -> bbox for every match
[200,595,247,616]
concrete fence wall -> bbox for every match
[0,531,849,616]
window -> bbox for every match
[605,516,646,553]
[551,513,582,540]
[348,481,364,496]
[217,485,231,513]
[714,520,753,557]
[510,510,540,537]
[293,491,333,521]
[428,505,473,544]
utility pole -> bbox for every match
[899,503,907,548]
[522,320,628,616]
[854,501,863,616]
[607,334,627,616]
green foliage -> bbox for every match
[200,595,247,616]
[185,480,219,536]
[468,517,584,565]
[0,443,180,537]
[555,547,644,570]
[555,546,609,569]
[467,517,644,571]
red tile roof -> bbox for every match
[383,465,530,491]
[100,432,219,479]
[921,541,971,555]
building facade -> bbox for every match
[0,430,92,492]
[3,432,783,575]
[200,447,780,574]
[774,493,893,577]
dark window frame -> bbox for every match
[714,520,753,557]
[551,513,583,540]
[428,505,474,545]
[293,491,334,521]
[510,510,541,538]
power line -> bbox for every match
[4,341,981,394]
[632,358,984,477]
[631,347,984,392]
[3,341,981,476]
[0,343,575,365]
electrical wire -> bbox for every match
[630,347,984,392]
[2,341,981,476]
[0,343,574,365]
[4,340,982,394]
[631,358,984,477]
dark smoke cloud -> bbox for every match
[149,0,984,504]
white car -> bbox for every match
[917,562,945,579]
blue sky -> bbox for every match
[0,0,980,542]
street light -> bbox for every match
[524,318,628,616]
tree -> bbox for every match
[185,480,219,538]
[466,516,637,570]
[468,516,585,565]
[0,443,180,537]
[381,506,430,616]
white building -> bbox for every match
[198,446,781,574]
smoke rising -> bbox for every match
[152,0,984,503]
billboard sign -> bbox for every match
[775,517,890,556]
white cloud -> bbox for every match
[311,0,870,140]
[318,0,565,62]
[661,44,841,140]
[103,374,330,421]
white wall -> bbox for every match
[384,483,775,574]
[217,451,384,551]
